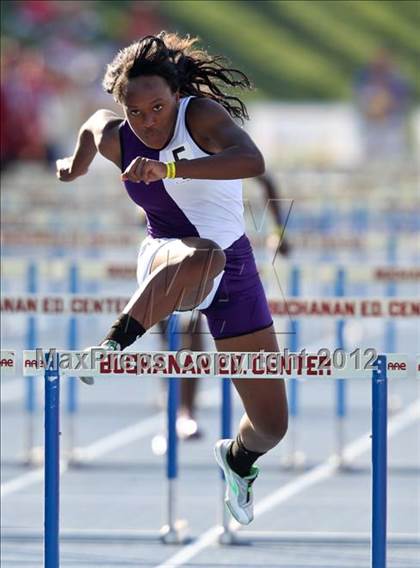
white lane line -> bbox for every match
[0,412,164,498]
[76,412,164,462]
[158,526,224,568]
[79,383,224,462]
[1,470,44,498]
[0,385,222,499]
[343,397,420,463]
[1,461,68,499]
[153,398,420,568]
[247,397,420,524]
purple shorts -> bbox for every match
[200,234,273,340]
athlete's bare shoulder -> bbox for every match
[90,109,123,168]
[186,98,232,153]
[186,97,231,128]
[186,97,253,154]
[187,96,226,114]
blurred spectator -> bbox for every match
[1,0,166,170]
[120,2,166,41]
[1,41,73,169]
[354,48,412,163]
[1,43,46,167]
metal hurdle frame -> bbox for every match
[22,260,81,465]
[37,352,417,568]
[218,355,415,568]
[281,265,353,470]
[160,314,190,544]
[2,344,419,568]
[14,314,189,568]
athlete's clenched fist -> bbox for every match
[121,157,167,184]
[56,157,87,182]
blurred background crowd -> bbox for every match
[1,0,419,170]
[1,0,166,168]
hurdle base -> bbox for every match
[328,453,358,472]
[22,446,44,467]
[63,447,90,467]
[1,524,191,544]
[219,530,420,547]
[160,519,190,544]
[280,451,307,471]
[4,528,417,547]
[218,527,236,545]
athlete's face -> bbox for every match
[122,75,179,149]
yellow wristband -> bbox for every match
[166,162,176,179]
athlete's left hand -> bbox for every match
[121,157,167,184]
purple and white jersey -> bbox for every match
[119,96,245,250]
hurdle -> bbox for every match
[5,349,416,568]
[161,314,190,544]
[281,265,348,469]
[1,327,190,564]
[216,352,419,568]
[21,262,85,465]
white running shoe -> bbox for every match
[80,340,121,385]
[214,439,259,525]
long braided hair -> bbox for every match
[103,32,252,122]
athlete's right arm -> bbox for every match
[56,110,122,182]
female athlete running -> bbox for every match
[56,32,288,525]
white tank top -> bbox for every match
[155,96,245,249]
